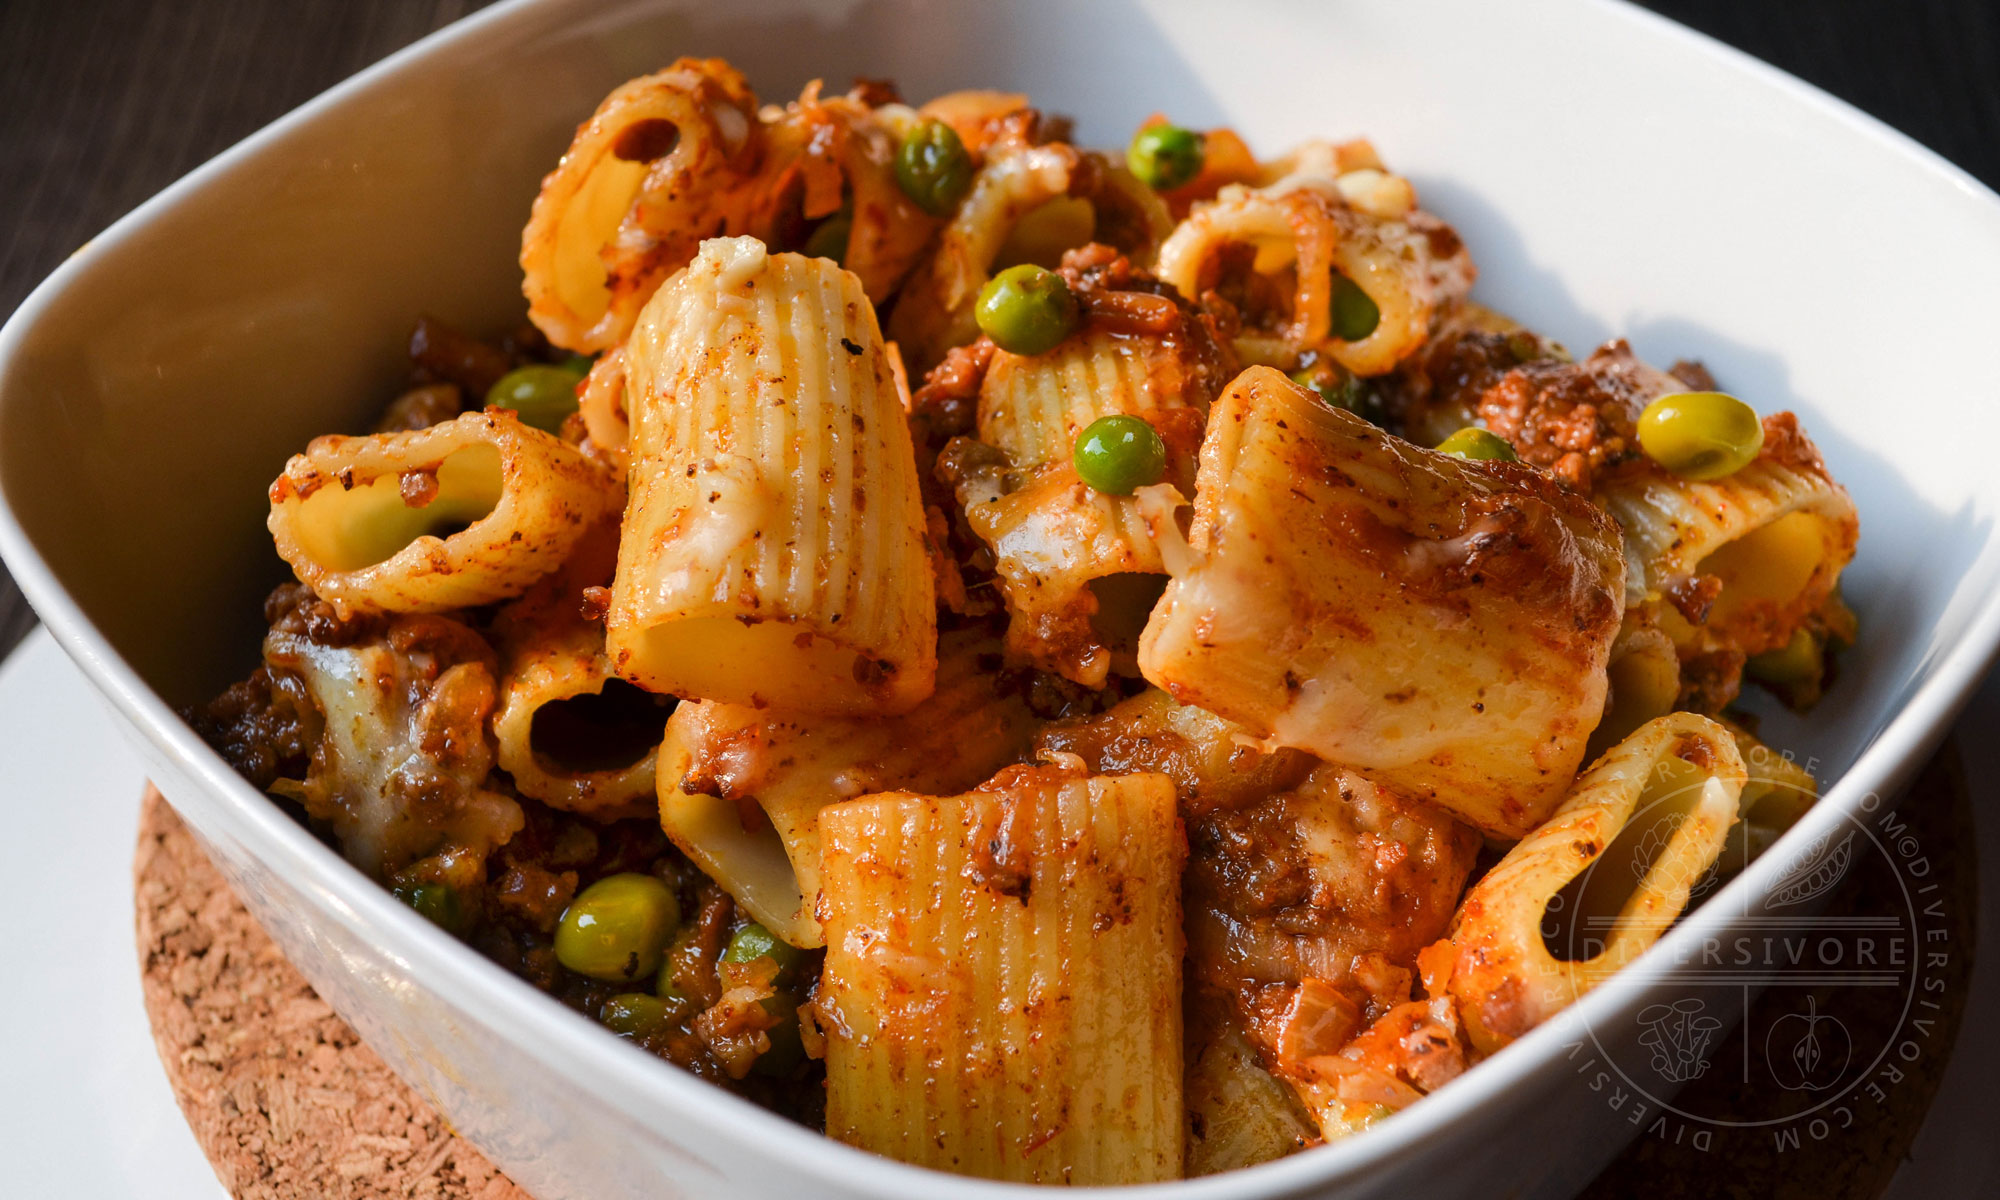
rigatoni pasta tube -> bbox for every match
[608,237,937,713]
[1040,688,1475,998]
[741,83,937,305]
[492,518,672,816]
[519,58,760,353]
[1444,712,1745,1053]
[952,315,1226,685]
[267,411,621,616]
[655,629,1038,948]
[1588,613,1681,761]
[1139,366,1627,838]
[1599,413,1858,708]
[816,765,1186,1184]
[1182,992,1316,1177]
[1154,152,1473,375]
[1713,716,1820,875]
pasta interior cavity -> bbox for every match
[291,443,502,572]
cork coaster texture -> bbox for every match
[135,787,530,1200]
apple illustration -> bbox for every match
[1766,997,1852,1091]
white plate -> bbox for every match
[0,631,220,1197]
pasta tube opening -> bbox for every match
[1445,712,1745,1052]
[268,411,622,615]
[490,517,666,816]
[743,83,939,304]
[1690,510,1834,642]
[521,59,761,352]
[528,678,674,774]
[1589,618,1681,760]
[1710,717,1820,879]
[288,443,502,572]
[1539,752,1723,963]
[993,195,1096,269]
[1154,147,1472,375]
[887,142,1172,370]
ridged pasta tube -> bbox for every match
[1600,415,1859,709]
[520,59,761,353]
[952,320,1226,684]
[655,629,1037,948]
[1039,686,1474,1159]
[607,237,937,713]
[267,411,622,616]
[1182,992,1316,1177]
[742,84,937,304]
[1155,155,1473,375]
[1588,613,1681,760]
[492,519,671,816]
[1445,712,1745,1053]
[1139,367,1627,838]
[817,765,1186,1184]
[1040,688,1476,998]
[1714,716,1820,874]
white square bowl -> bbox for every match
[5,1,2000,1197]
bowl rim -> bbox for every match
[5,0,2000,1195]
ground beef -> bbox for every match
[373,383,464,433]
[1475,339,1665,491]
[184,666,313,790]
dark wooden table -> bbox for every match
[1,2,1994,1196]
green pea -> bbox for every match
[721,922,805,985]
[555,873,681,983]
[1505,330,1544,364]
[486,362,587,435]
[1435,427,1518,462]
[393,882,468,935]
[1747,628,1821,685]
[752,996,806,1078]
[1290,366,1361,413]
[599,993,670,1038]
[803,209,852,265]
[1636,391,1764,481]
[1073,414,1168,495]
[1127,125,1204,190]
[894,120,973,217]
[1330,274,1380,342]
[974,264,1080,356]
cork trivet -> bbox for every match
[135,787,531,1200]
